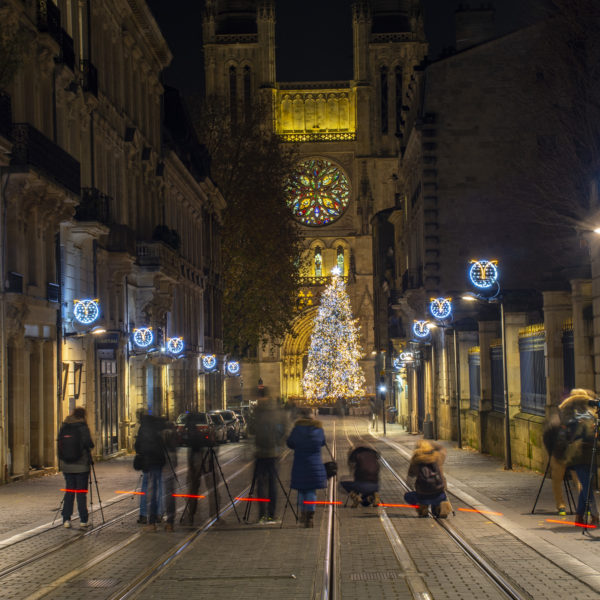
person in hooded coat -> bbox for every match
[405,440,452,518]
[287,407,327,528]
[340,446,381,507]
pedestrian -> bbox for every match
[57,406,94,529]
[251,397,287,523]
[287,406,327,527]
[543,409,581,516]
[162,421,179,531]
[135,413,166,531]
[184,412,218,524]
[405,440,452,518]
[560,388,599,526]
[339,445,381,508]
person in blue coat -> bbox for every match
[287,407,327,528]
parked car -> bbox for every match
[175,412,222,447]
[210,409,241,442]
[236,414,248,439]
[208,412,228,443]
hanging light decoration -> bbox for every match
[226,360,241,376]
[202,354,217,371]
[469,259,499,289]
[430,297,452,320]
[167,337,184,354]
[133,327,154,348]
[73,299,100,325]
[413,320,431,338]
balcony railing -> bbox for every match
[80,60,98,97]
[401,268,423,293]
[137,241,180,279]
[300,275,348,287]
[0,92,11,140]
[76,187,111,225]
[6,272,23,294]
[11,123,80,194]
[36,0,61,45]
[59,29,75,71]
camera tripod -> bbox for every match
[180,446,241,524]
[243,460,297,524]
[530,457,576,515]
[581,404,600,535]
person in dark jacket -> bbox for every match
[405,440,451,518]
[58,406,94,528]
[560,389,599,525]
[162,422,178,531]
[135,414,167,530]
[340,446,381,507]
[287,407,327,528]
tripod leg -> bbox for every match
[212,449,241,523]
[244,463,258,523]
[531,458,551,514]
[275,470,297,521]
[90,462,105,523]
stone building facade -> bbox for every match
[0,0,223,482]
[203,0,427,404]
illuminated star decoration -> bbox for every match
[167,337,184,354]
[430,297,452,320]
[469,259,498,289]
[302,269,365,404]
[73,299,100,324]
[413,320,431,338]
[133,327,153,348]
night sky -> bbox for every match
[146,0,541,96]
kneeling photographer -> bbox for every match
[560,389,599,526]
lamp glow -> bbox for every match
[133,327,153,348]
[73,299,100,324]
[469,259,499,289]
[430,297,452,320]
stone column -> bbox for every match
[542,291,572,410]
[478,320,498,452]
[571,279,594,390]
[43,340,56,467]
[29,340,43,469]
[9,337,31,476]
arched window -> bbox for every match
[229,66,237,124]
[243,65,251,121]
[380,65,388,134]
[314,247,322,277]
[395,66,403,135]
[337,246,344,275]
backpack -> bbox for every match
[58,423,84,463]
[135,421,166,468]
[416,462,445,496]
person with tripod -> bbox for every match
[560,389,599,526]
[58,406,94,529]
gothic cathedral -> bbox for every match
[202,0,427,402]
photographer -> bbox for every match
[560,389,599,526]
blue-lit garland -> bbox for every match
[202,354,217,371]
[167,337,184,354]
[133,327,154,348]
[226,361,240,376]
[413,320,431,338]
[393,356,403,370]
[73,299,100,324]
[430,297,452,320]
[469,259,498,289]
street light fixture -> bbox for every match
[466,259,512,470]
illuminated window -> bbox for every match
[286,158,350,227]
[336,246,344,275]
[314,247,322,277]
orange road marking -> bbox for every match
[458,508,503,516]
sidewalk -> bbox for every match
[376,424,600,588]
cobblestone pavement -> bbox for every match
[3,417,600,599]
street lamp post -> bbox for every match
[465,259,512,470]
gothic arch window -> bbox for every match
[314,247,322,277]
[243,65,252,121]
[229,65,237,124]
[286,158,351,227]
[395,66,403,135]
[337,245,345,275]
[380,65,389,134]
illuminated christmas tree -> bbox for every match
[303,268,365,403]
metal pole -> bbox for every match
[500,301,512,470]
[453,329,462,448]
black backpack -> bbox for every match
[58,423,84,463]
[417,462,445,496]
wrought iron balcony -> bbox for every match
[300,275,348,287]
[76,188,111,225]
[11,123,80,194]
[6,272,23,294]
[36,0,61,45]
[401,268,423,293]
[80,60,98,97]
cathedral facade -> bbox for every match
[203,0,427,404]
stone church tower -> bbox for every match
[203,0,427,404]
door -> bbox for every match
[100,359,119,455]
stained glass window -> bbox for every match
[314,247,322,277]
[286,158,350,227]
[337,246,344,274]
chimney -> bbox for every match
[455,3,495,51]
